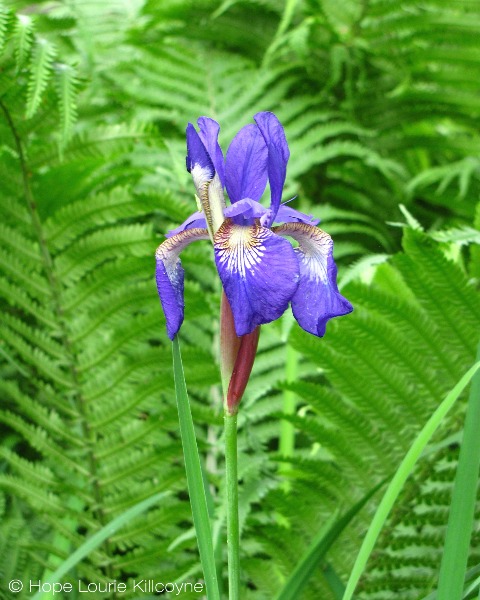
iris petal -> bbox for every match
[274,204,320,226]
[155,228,210,339]
[254,111,290,227]
[186,123,214,198]
[224,198,268,223]
[166,211,207,237]
[214,219,299,336]
[186,123,224,234]
[274,223,353,336]
[198,117,225,187]
[225,124,268,204]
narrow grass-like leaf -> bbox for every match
[420,564,480,600]
[31,491,170,600]
[172,336,220,600]
[437,342,480,600]
[342,360,480,600]
[275,481,384,600]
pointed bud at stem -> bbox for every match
[220,292,260,415]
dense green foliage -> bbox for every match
[0,0,479,598]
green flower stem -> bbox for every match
[225,411,240,600]
[279,312,299,491]
[279,342,299,490]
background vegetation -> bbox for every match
[0,0,479,598]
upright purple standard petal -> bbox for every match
[198,117,225,187]
[214,219,300,336]
[254,112,290,227]
[155,228,210,339]
[274,223,353,336]
[186,123,224,234]
[225,124,268,204]
[186,123,214,204]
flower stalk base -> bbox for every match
[225,412,240,600]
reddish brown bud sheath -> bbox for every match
[219,292,260,415]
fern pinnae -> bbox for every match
[89,381,171,432]
[348,282,460,384]
[0,447,57,488]
[280,380,387,465]
[0,411,88,476]
[76,311,160,373]
[0,474,63,513]
[0,221,42,262]
[0,2,9,54]
[2,314,64,359]
[1,326,71,386]
[0,195,31,227]
[397,229,480,357]
[0,381,82,445]
[62,256,147,311]
[290,329,408,448]
[95,420,162,461]
[70,282,155,344]
[12,13,33,73]
[282,412,370,482]
[25,37,56,119]
[0,249,50,298]
[54,62,78,147]
[55,223,153,285]
[45,188,158,251]
[346,312,442,414]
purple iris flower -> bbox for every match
[155,112,353,340]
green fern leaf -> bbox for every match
[0,2,9,54]
[12,13,34,72]
[54,63,78,146]
[26,37,56,119]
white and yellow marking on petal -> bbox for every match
[156,227,210,280]
[214,219,267,278]
[190,164,225,238]
[273,222,333,283]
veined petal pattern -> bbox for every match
[274,222,353,336]
[155,228,210,339]
[214,219,299,336]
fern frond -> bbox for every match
[26,37,56,119]
[54,62,78,146]
[0,2,9,54]
[0,473,62,512]
[12,13,33,72]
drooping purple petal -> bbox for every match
[166,211,207,237]
[225,124,268,204]
[198,117,225,187]
[155,228,210,339]
[274,223,353,336]
[214,219,299,336]
[254,112,290,227]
